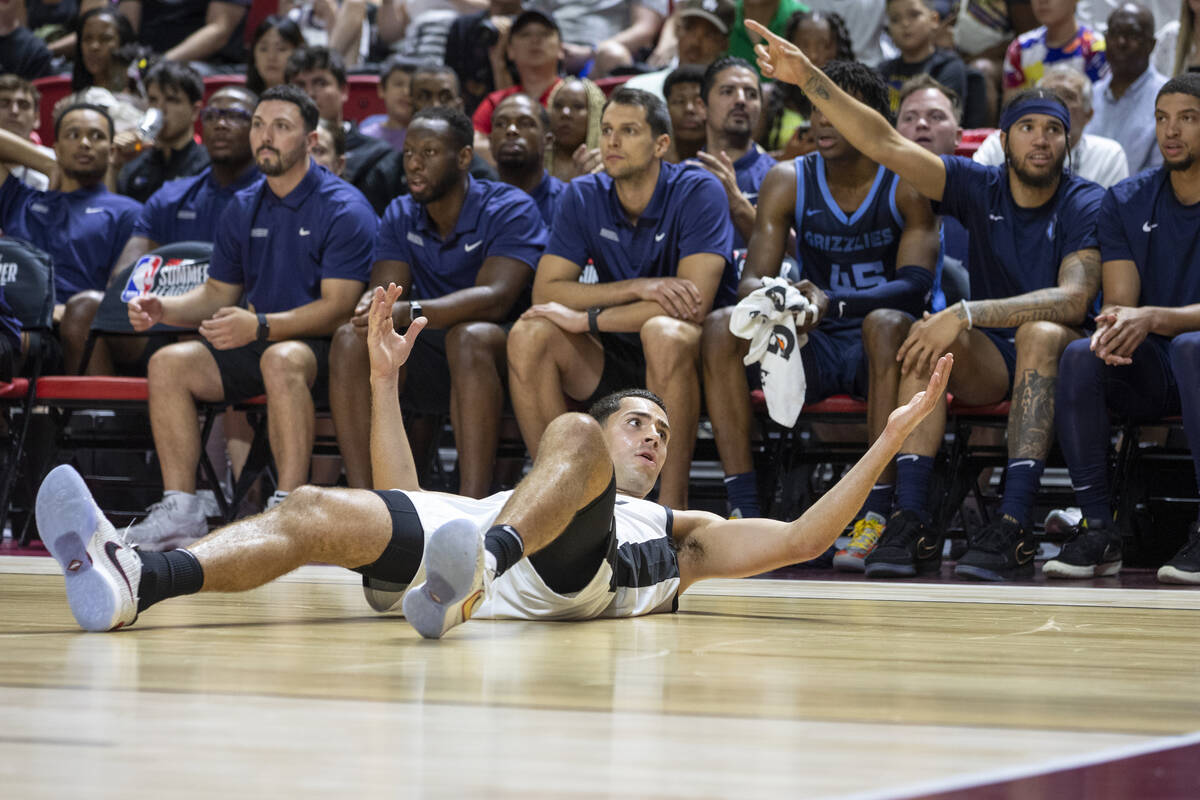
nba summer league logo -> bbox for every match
[120,255,210,302]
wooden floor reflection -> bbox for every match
[3,557,1199,799]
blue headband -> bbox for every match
[998,98,1070,134]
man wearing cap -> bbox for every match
[749,20,1105,582]
[625,0,737,101]
[471,11,564,138]
[528,0,668,78]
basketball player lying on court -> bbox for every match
[36,284,953,639]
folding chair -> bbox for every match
[0,237,56,536]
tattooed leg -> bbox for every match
[1008,321,1081,460]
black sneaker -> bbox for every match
[954,514,1036,581]
[864,509,942,578]
[1157,522,1200,585]
[1043,518,1122,579]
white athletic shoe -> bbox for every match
[125,493,209,552]
[402,518,490,639]
[36,465,141,632]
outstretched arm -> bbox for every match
[673,355,953,591]
[367,283,428,492]
[746,19,947,202]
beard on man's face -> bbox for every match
[62,164,108,185]
[1004,139,1066,189]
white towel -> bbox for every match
[728,277,817,427]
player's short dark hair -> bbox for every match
[605,86,672,139]
[145,59,204,104]
[1158,73,1200,105]
[588,389,668,426]
[380,55,420,88]
[897,73,961,123]
[54,102,114,138]
[700,55,759,104]
[412,63,462,93]
[663,64,705,102]
[259,84,320,132]
[824,60,892,123]
[0,74,39,109]
[317,117,345,156]
[492,92,550,129]
[411,106,474,151]
[285,46,347,87]
[784,9,855,62]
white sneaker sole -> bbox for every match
[402,519,485,639]
[1157,565,1200,585]
[1043,559,1121,579]
[36,465,139,632]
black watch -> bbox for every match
[256,312,270,342]
[409,300,423,325]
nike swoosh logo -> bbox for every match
[916,537,939,559]
[1009,460,1037,469]
[104,541,135,601]
[988,214,1004,221]
[805,209,822,216]
[464,240,482,252]
[299,228,311,236]
[86,207,104,214]
[897,454,920,463]
[837,300,846,318]
[1143,221,1158,232]
[1015,544,1037,564]
[655,232,666,242]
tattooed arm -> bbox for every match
[965,247,1101,329]
[745,18,948,202]
[896,248,1100,375]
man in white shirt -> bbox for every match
[0,74,49,190]
[974,63,1129,187]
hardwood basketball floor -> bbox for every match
[3,556,1199,798]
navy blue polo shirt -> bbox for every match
[0,175,141,298]
[936,156,1103,310]
[731,144,776,250]
[377,177,547,300]
[529,170,567,226]
[210,161,376,314]
[1099,168,1200,308]
[134,165,262,245]
[546,160,736,307]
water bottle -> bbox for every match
[134,108,164,151]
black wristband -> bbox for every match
[588,305,602,335]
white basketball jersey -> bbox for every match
[398,490,681,622]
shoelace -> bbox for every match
[848,519,883,549]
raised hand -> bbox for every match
[745,19,816,87]
[885,353,953,441]
[367,283,426,382]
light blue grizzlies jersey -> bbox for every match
[792,153,904,332]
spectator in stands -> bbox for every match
[281,0,373,67]
[975,64,1129,187]
[24,0,86,60]
[71,6,136,95]
[311,117,346,176]
[956,0,1038,65]
[1089,3,1167,174]
[1048,73,1200,585]
[491,93,565,224]
[359,56,415,152]
[1002,0,1107,102]
[626,0,737,100]
[329,106,546,495]
[444,0,523,115]
[0,103,142,373]
[507,87,734,509]
[378,0,492,64]
[878,0,968,113]
[694,56,774,249]
[805,0,892,67]
[123,85,375,551]
[117,0,249,66]
[471,10,563,161]
[358,64,499,215]
[544,76,604,181]
[528,0,667,77]
[0,75,50,190]
[700,62,938,529]
[1154,0,1200,77]
[663,65,707,163]
[111,61,209,203]
[761,9,854,157]
[285,46,392,191]
[728,0,809,77]
[895,74,969,309]
[0,0,54,79]
[247,14,303,95]
[749,19,1107,580]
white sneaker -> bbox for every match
[265,490,289,510]
[402,518,490,639]
[36,465,141,632]
[196,489,223,518]
[125,493,209,552]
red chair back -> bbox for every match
[31,75,73,147]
